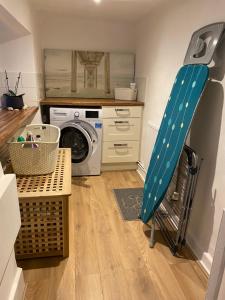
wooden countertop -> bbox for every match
[0,107,38,147]
[40,98,144,107]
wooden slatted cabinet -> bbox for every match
[15,148,71,259]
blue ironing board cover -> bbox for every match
[140,64,209,223]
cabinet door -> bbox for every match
[102,141,139,163]
[103,118,141,142]
[102,106,142,118]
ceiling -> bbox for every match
[28,0,165,23]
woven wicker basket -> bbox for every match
[9,124,60,175]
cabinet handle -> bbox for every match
[114,143,128,147]
[115,108,130,112]
[114,121,129,124]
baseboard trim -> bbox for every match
[9,267,25,300]
[137,161,147,182]
[186,233,212,275]
[101,162,137,171]
[137,164,146,182]
[136,161,210,275]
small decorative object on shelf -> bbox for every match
[3,70,25,109]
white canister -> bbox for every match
[114,88,137,101]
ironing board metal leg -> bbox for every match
[149,215,155,248]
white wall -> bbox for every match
[37,12,136,52]
[34,12,136,123]
[0,35,43,107]
[0,0,43,75]
[0,1,43,123]
[135,0,225,273]
[0,35,36,72]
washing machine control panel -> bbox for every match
[85,110,99,118]
[74,111,80,118]
[50,107,102,124]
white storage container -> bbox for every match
[114,88,137,101]
[8,124,60,175]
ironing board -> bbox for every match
[140,65,208,223]
[140,22,225,224]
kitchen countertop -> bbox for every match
[40,98,144,107]
[0,107,38,147]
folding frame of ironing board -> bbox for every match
[149,145,201,254]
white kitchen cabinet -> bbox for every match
[102,141,140,163]
[102,106,142,167]
[102,106,142,119]
[103,118,141,142]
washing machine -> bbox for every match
[50,107,102,176]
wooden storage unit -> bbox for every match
[102,106,142,166]
[15,148,71,259]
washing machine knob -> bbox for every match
[74,111,79,118]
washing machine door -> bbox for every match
[60,121,94,165]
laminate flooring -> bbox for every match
[20,171,208,300]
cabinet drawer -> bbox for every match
[102,106,142,118]
[102,141,139,163]
[103,118,141,141]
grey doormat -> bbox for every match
[113,188,143,221]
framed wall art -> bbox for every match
[44,49,135,98]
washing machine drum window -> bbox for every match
[60,123,93,164]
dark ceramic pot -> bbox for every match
[4,94,24,109]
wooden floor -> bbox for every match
[20,171,208,300]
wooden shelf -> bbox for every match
[40,97,144,107]
[0,107,38,147]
